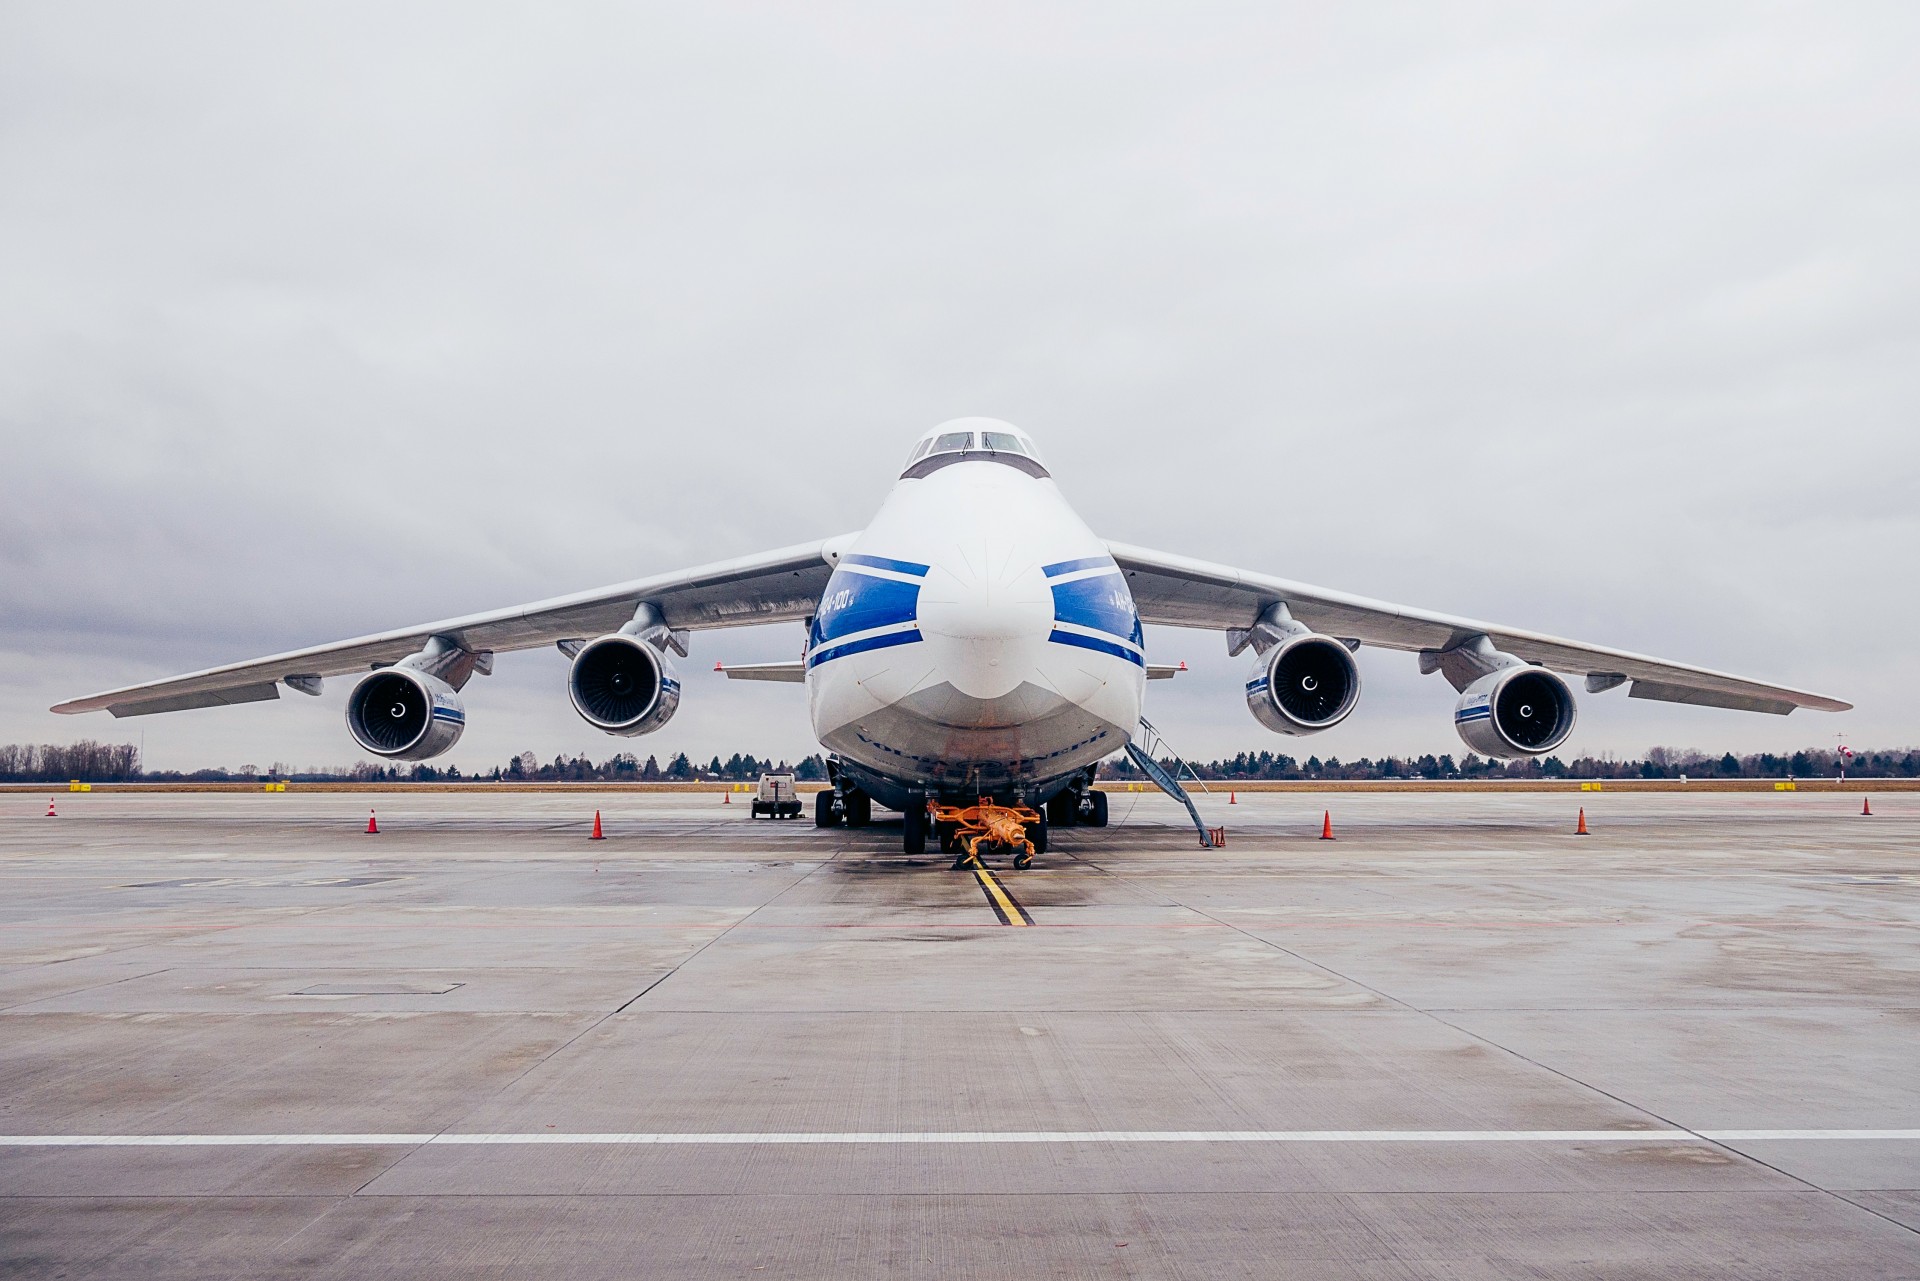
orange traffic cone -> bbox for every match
[46,798,56,818]
[1229,791,1237,805]
[365,809,379,835]
[1319,810,1334,840]
[590,810,605,840]
[1576,807,1589,836]
[1862,796,1873,816]
[722,789,730,805]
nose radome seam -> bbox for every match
[918,549,1051,642]
[918,599,1050,641]
[915,547,1052,699]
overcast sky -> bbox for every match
[2,2,1915,774]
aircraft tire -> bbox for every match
[1030,816,1048,855]
[1085,790,1110,828]
[814,789,839,827]
[1046,791,1077,827]
[845,790,872,828]
[903,798,927,855]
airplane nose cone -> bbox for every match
[919,555,1050,641]
[917,545,1052,697]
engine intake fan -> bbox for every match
[1453,665,1577,758]
[1246,633,1361,735]
[346,668,465,760]
[568,634,680,735]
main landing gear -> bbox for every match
[815,772,1064,867]
[813,786,872,829]
[902,790,929,856]
[1045,783,1108,830]
[1085,789,1109,827]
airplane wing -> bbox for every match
[53,538,847,717]
[1107,541,1850,715]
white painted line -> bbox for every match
[1,1129,1916,1148]
[1702,1129,1920,1141]
[0,1134,439,1147]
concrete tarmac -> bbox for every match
[2,789,1917,1278]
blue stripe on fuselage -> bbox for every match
[1049,572,1144,647]
[1047,628,1146,667]
[811,567,921,649]
[841,553,929,577]
[807,629,923,669]
[1042,555,1115,578]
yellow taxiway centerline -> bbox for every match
[973,865,1032,926]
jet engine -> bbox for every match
[1246,632,1361,735]
[568,634,681,735]
[1452,665,1577,758]
[347,668,466,760]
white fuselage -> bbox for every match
[804,454,1144,804]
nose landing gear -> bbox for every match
[933,799,1045,870]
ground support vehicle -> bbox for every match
[751,772,804,819]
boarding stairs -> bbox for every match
[1124,716,1216,848]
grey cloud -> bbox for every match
[3,2,1915,772]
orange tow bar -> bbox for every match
[931,798,1043,869]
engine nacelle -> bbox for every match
[346,668,466,760]
[568,634,680,735]
[1246,633,1361,735]
[1453,666,1577,758]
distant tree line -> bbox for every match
[0,741,142,782]
[0,741,831,784]
[4,741,1911,784]
[1105,746,1919,782]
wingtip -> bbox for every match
[1799,696,1854,714]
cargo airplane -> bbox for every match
[55,419,1849,859]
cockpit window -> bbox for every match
[901,424,1050,479]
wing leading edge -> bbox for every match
[1107,541,1849,716]
[53,538,848,718]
